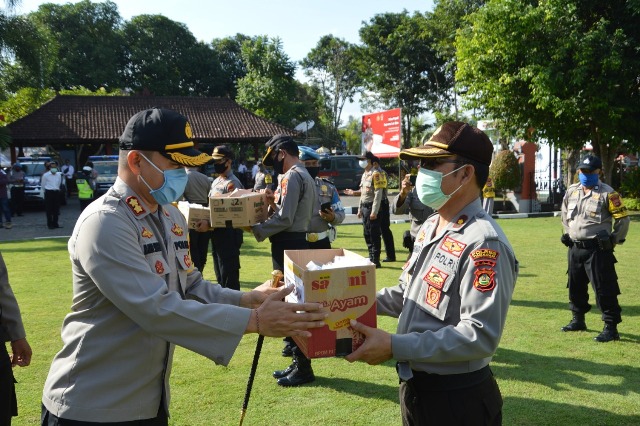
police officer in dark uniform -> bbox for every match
[560,155,630,342]
[206,145,244,291]
[184,165,212,275]
[271,145,346,387]
[393,173,434,258]
[251,135,316,386]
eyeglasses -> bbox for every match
[419,158,460,170]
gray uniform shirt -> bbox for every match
[0,252,27,343]
[209,172,244,198]
[393,188,434,237]
[358,166,387,214]
[377,199,518,377]
[561,181,630,243]
[252,164,315,242]
[309,177,345,233]
[183,169,211,205]
[42,178,250,422]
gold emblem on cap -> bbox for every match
[185,122,193,139]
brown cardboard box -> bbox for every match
[209,189,268,228]
[177,201,212,230]
[283,249,376,359]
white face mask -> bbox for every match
[358,160,368,169]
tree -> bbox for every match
[28,0,125,90]
[490,150,520,204]
[236,36,299,126]
[211,33,252,99]
[456,0,640,184]
[301,35,362,139]
[359,11,448,149]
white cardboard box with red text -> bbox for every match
[283,249,376,359]
[209,189,268,228]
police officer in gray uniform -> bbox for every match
[41,109,327,425]
[253,160,274,191]
[560,155,630,342]
[1,252,33,426]
[207,145,244,290]
[183,165,212,274]
[272,145,346,387]
[251,135,315,272]
[393,173,434,258]
[346,122,518,425]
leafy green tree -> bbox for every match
[340,115,364,154]
[211,33,252,99]
[236,36,299,126]
[301,35,362,138]
[490,149,520,202]
[28,0,125,90]
[359,11,448,149]
[456,0,640,184]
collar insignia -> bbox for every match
[171,223,184,236]
[141,227,153,238]
[126,196,145,216]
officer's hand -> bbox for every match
[560,233,573,247]
[370,213,377,220]
[344,319,392,365]
[10,338,32,367]
[319,208,335,222]
[194,220,210,233]
[357,209,362,219]
[242,279,284,308]
[247,287,328,337]
[400,175,412,195]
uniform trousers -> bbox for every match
[567,245,622,324]
[1,343,17,425]
[360,204,382,264]
[41,406,167,426]
[188,228,211,276]
[10,187,24,216]
[399,367,502,426]
[269,234,309,271]
[379,201,396,260]
[44,189,61,228]
[211,227,242,290]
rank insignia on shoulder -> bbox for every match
[126,196,145,216]
[171,223,184,236]
[141,227,153,238]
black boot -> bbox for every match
[561,313,586,332]
[594,323,620,342]
[281,337,294,357]
[277,347,315,387]
[272,361,296,379]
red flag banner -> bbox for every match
[361,108,401,158]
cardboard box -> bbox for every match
[177,201,212,230]
[209,189,268,228]
[283,249,377,359]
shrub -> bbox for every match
[490,150,521,195]
[623,197,640,211]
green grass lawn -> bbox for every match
[3,216,640,425]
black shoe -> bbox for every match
[276,366,315,387]
[281,344,293,357]
[375,262,382,269]
[561,313,586,332]
[273,363,296,379]
[382,258,396,262]
[594,324,620,342]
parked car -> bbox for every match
[88,155,119,196]
[318,155,363,190]
[16,156,63,206]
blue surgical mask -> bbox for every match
[139,153,188,205]
[415,165,465,210]
[579,172,598,187]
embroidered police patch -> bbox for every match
[423,266,448,290]
[440,236,467,258]
[155,260,165,274]
[126,196,145,216]
[473,268,496,292]
[184,254,192,268]
[171,223,184,236]
[425,285,442,308]
[470,248,499,266]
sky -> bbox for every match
[14,0,435,119]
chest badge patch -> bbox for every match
[423,266,449,290]
[155,260,165,274]
[126,196,145,216]
[184,254,192,268]
[425,286,442,308]
[141,227,153,239]
[171,223,184,236]
[440,236,467,258]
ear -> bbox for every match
[127,151,143,174]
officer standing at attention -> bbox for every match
[251,135,315,272]
[345,151,395,267]
[41,108,327,425]
[345,122,518,425]
[253,160,273,191]
[76,164,96,211]
[183,165,212,275]
[41,160,63,229]
[272,145,346,387]
[198,145,244,290]
[560,155,629,342]
[393,173,434,258]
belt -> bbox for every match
[402,365,492,391]
[572,239,598,249]
[361,202,373,208]
[306,231,328,242]
[269,231,307,243]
